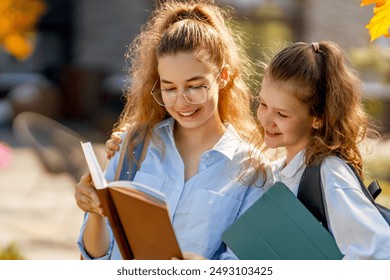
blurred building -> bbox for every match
[219,0,373,49]
[1,0,388,133]
[0,0,154,132]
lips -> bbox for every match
[177,108,199,117]
[265,130,282,137]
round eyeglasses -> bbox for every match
[150,70,221,107]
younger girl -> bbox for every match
[257,41,390,259]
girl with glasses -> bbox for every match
[75,0,273,260]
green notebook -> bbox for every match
[222,182,343,260]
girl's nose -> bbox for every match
[175,90,189,106]
[257,108,274,128]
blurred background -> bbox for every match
[0,0,389,259]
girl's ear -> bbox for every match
[312,116,322,130]
[219,64,230,88]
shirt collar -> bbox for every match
[154,117,241,161]
[154,117,175,131]
[211,123,242,161]
[274,150,306,179]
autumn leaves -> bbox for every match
[361,0,390,42]
[0,0,46,60]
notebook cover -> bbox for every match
[222,182,343,260]
[109,185,183,260]
[96,187,133,259]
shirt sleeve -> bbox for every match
[219,246,239,260]
[76,213,115,260]
[321,157,390,259]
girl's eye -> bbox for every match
[189,85,203,90]
[259,101,267,108]
[278,112,288,118]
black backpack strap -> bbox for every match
[297,162,379,231]
[343,164,390,225]
[346,164,376,204]
[298,160,390,230]
[297,164,329,231]
[368,181,382,200]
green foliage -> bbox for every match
[363,98,383,120]
[349,45,390,83]
[225,3,292,116]
[0,243,24,260]
[365,156,390,182]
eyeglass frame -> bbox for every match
[150,69,222,107]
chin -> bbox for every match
[265,140,281,149]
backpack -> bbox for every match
[297,161,390,231]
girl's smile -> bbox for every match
[257,76,318,164]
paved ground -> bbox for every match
[0,147,83,259]
[0,122,107,260]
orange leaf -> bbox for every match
[4,33,33,60]
[361,0,376,6]
[0,0,46,59]
[365,0,390,41]
[361,0,386,6]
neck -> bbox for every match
[285,139,310,166]
[285,148,305,166]
[174,119,226,151]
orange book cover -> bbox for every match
[81,142,183,260]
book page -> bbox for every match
[108,181,166,203]
[110,186,166,208]
[81,142,107,189]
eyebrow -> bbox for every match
[161,75,206,84]
[260,97,292,114]
[273,106,292,114]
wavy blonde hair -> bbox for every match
[114,0,264,185]
[263,41,377,177]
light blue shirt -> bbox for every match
[78,118,273,260]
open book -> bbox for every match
[80,142,183,260]
[222,182,343,260]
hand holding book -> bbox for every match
[75,172,105,217]
[80,141,183,260]
[75,171,111,259]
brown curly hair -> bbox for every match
[114,0,265,185]
[263,41,377,176]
